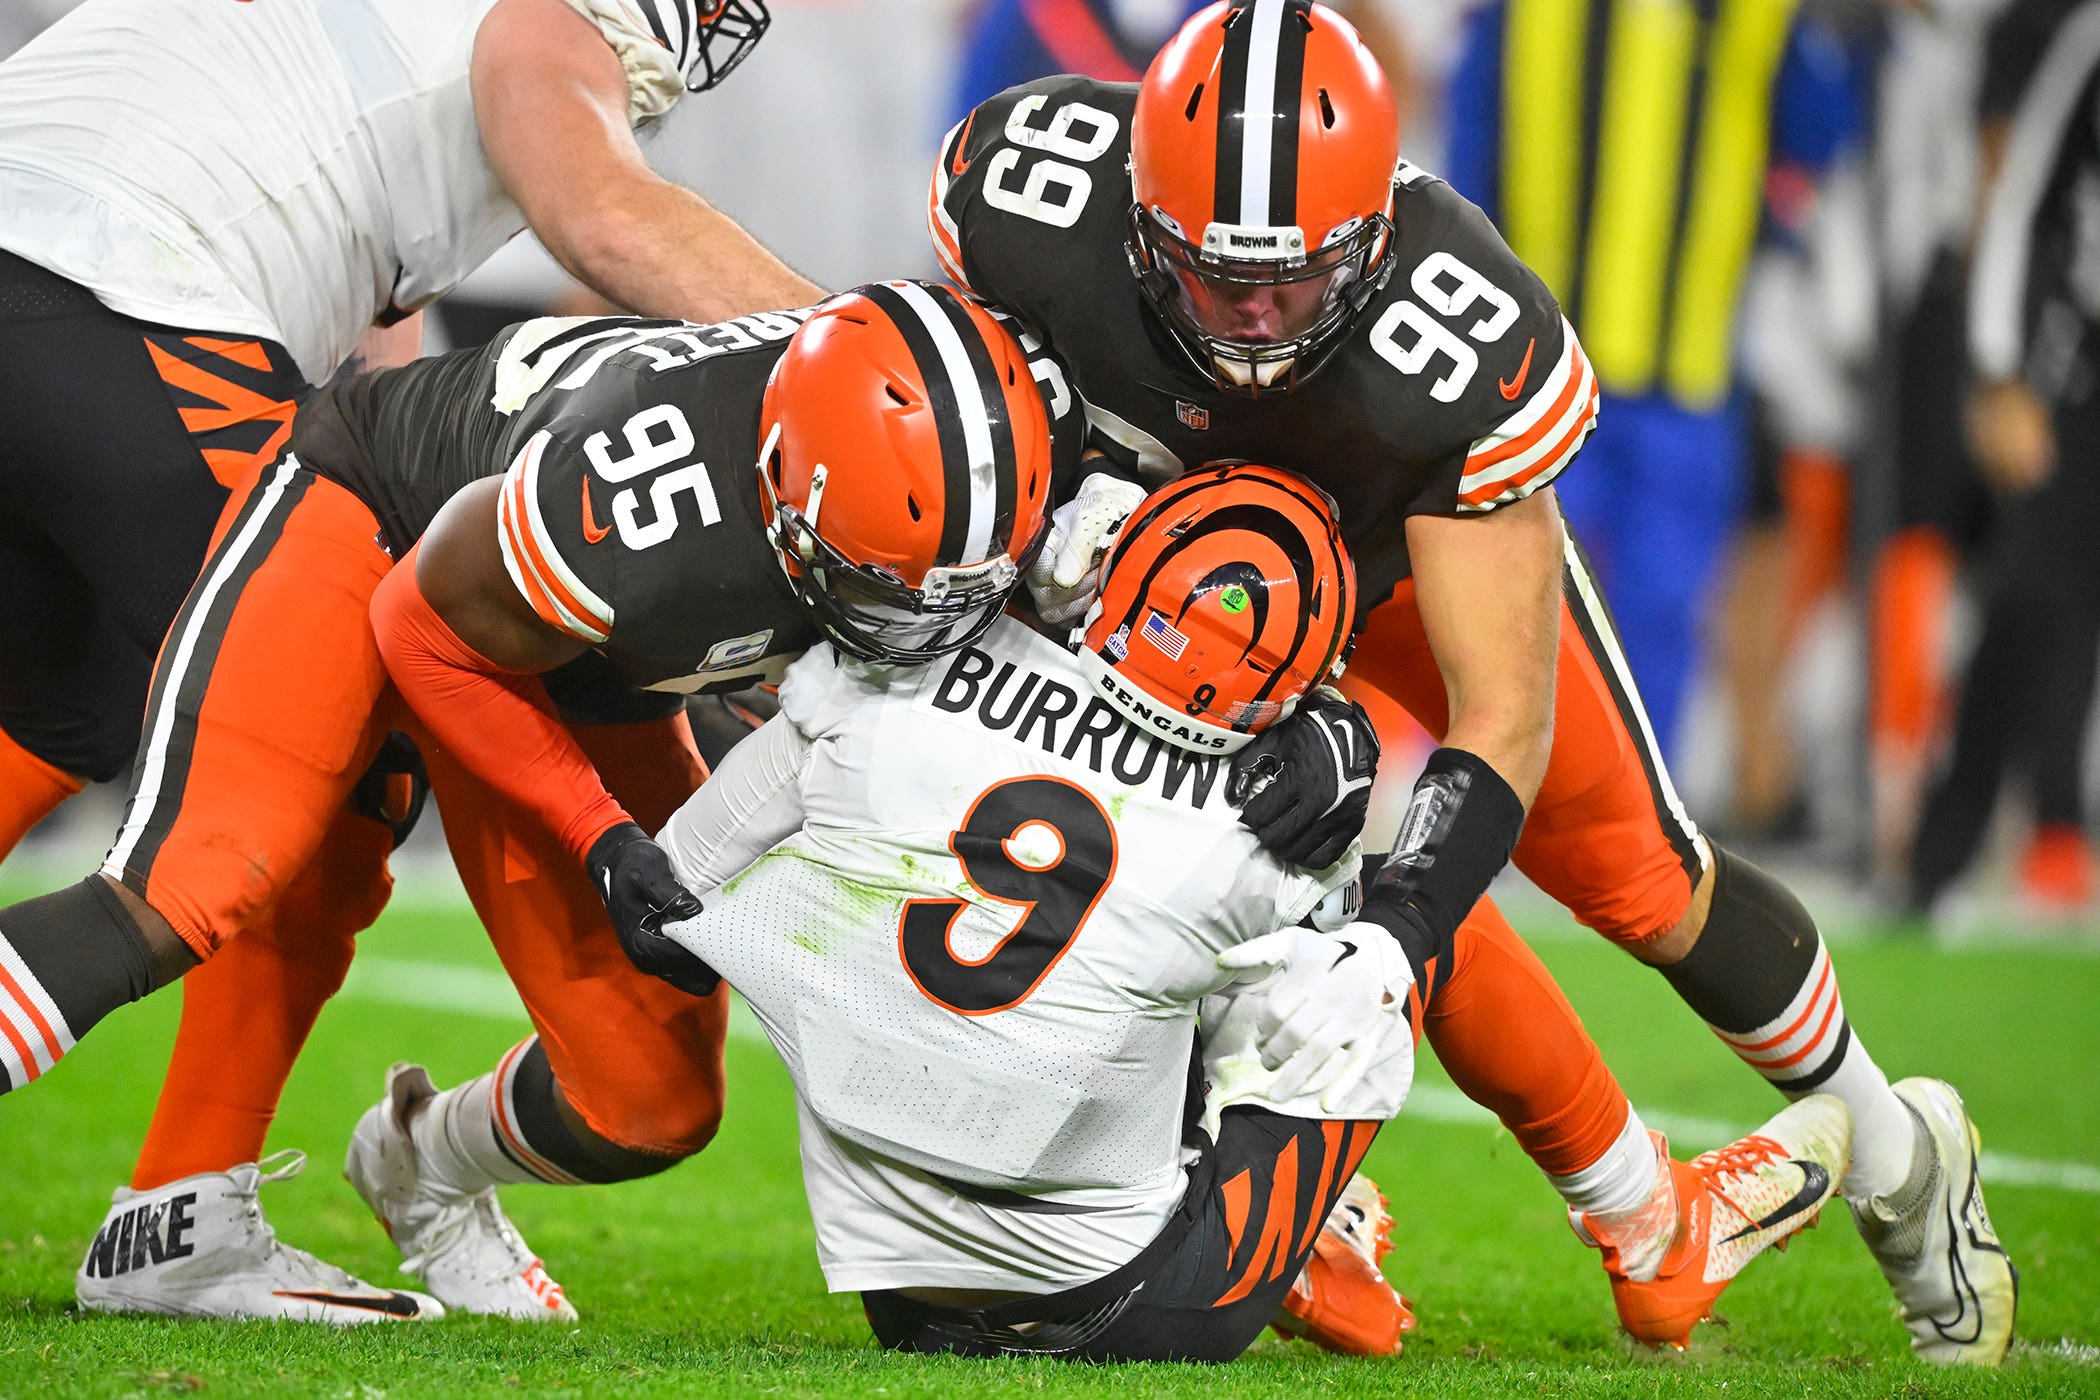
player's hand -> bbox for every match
[1966,378,2057,494]
[1227,687,1379,868]
[1026,470,1148,626]
[1216,925,1413,1111]
[586,821,720,997]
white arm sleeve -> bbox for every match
[655,713,812,897]
[559,0,695,123]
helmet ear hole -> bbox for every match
[1319,89,1335,128]
[1184,83,1204,121]
[907,493,923,523]
[884,383,910,406]
[767,447,785,491]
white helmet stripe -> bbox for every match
[886,280,998,563]
[1238,0,1289,228]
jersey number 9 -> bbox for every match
[899,776,1119,1016]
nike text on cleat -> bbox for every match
[1271,1174,1415,1356]
[1575,1095,1851,1350]
[75,1152,442,1324]
[344,1062,579,1322]
[1851,1078,2017,1366]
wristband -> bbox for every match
[1360,746,1524,947]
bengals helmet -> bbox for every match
[1126,0,1400,395]
[757,281,1053,664]
[1076,464,1355,753]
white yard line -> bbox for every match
[339,956,2100,1197]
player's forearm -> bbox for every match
[371,556,629,859]
[1441,702,1553,810]
[545,179,823,324]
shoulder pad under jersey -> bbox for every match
[1356,167,1597,514]
[930,76,1138,304]
[490,312,808,646]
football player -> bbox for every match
[0,0,811,857]
[0,0,813,1321]
[6,285,1058,1323]
[926,0,2013,1364]
[622,466,1849,1361]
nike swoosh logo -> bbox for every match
[950,111,975,177]
[272,1289,427,1318]
[1721,1160,1831,1243]
[1498,337,1536,400]
[581,478,611,544]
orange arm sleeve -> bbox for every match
[370,550,629,861]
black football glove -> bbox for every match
[586,821,720,997]
[1227,687,1380,868]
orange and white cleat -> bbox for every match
[1574,1095,1852,1349]
[1271,1174,1416,1356]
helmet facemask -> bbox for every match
[760,442,1045,665]
[685,0,772,92]
[1127,194,1394,398]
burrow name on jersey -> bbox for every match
[918,646,1230,810]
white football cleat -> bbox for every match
[75,1151,441,1323]
[345,1063,577,1322]
[1851,1078,2017,1366]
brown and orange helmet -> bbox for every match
[1126,0,1400,395]
[757,281,1053,664]
[1076,464,1355,753]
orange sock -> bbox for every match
[1423,900,1630,1177]
[130,809,394,1189]
[1871,527,1956,754]
[1778,448,1849,637]
[0,726,85,860]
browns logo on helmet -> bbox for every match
[1075,463,1355,753]
[757,280,1053,664]
[1126,0,1401,395]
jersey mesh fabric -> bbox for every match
[676,619,1356,1293]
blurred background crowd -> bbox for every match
[5,0,2096,936]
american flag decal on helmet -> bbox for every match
[1142,609,1190,659]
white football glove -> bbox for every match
[1026,471,1148,626]
[1214,924,1415,1114]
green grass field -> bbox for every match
[2,890,2096,1399]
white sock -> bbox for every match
[409,1042,574,1197]
[1821,1045,1916,1201]
[1548,1105,1661,1217]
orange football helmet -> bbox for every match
[1126,0,1400,394]
[758,281,1053,663]
[1076,463,1355,753]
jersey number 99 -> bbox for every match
[899,776,1118,1016]
[981,96,1120,230]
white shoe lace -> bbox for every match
[400,1190,534,1285]
[235,1149,373,1291]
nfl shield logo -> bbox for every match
[1176,400,1210,431]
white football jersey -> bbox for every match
[0,0,705,384]
[658,617,1358,1294]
